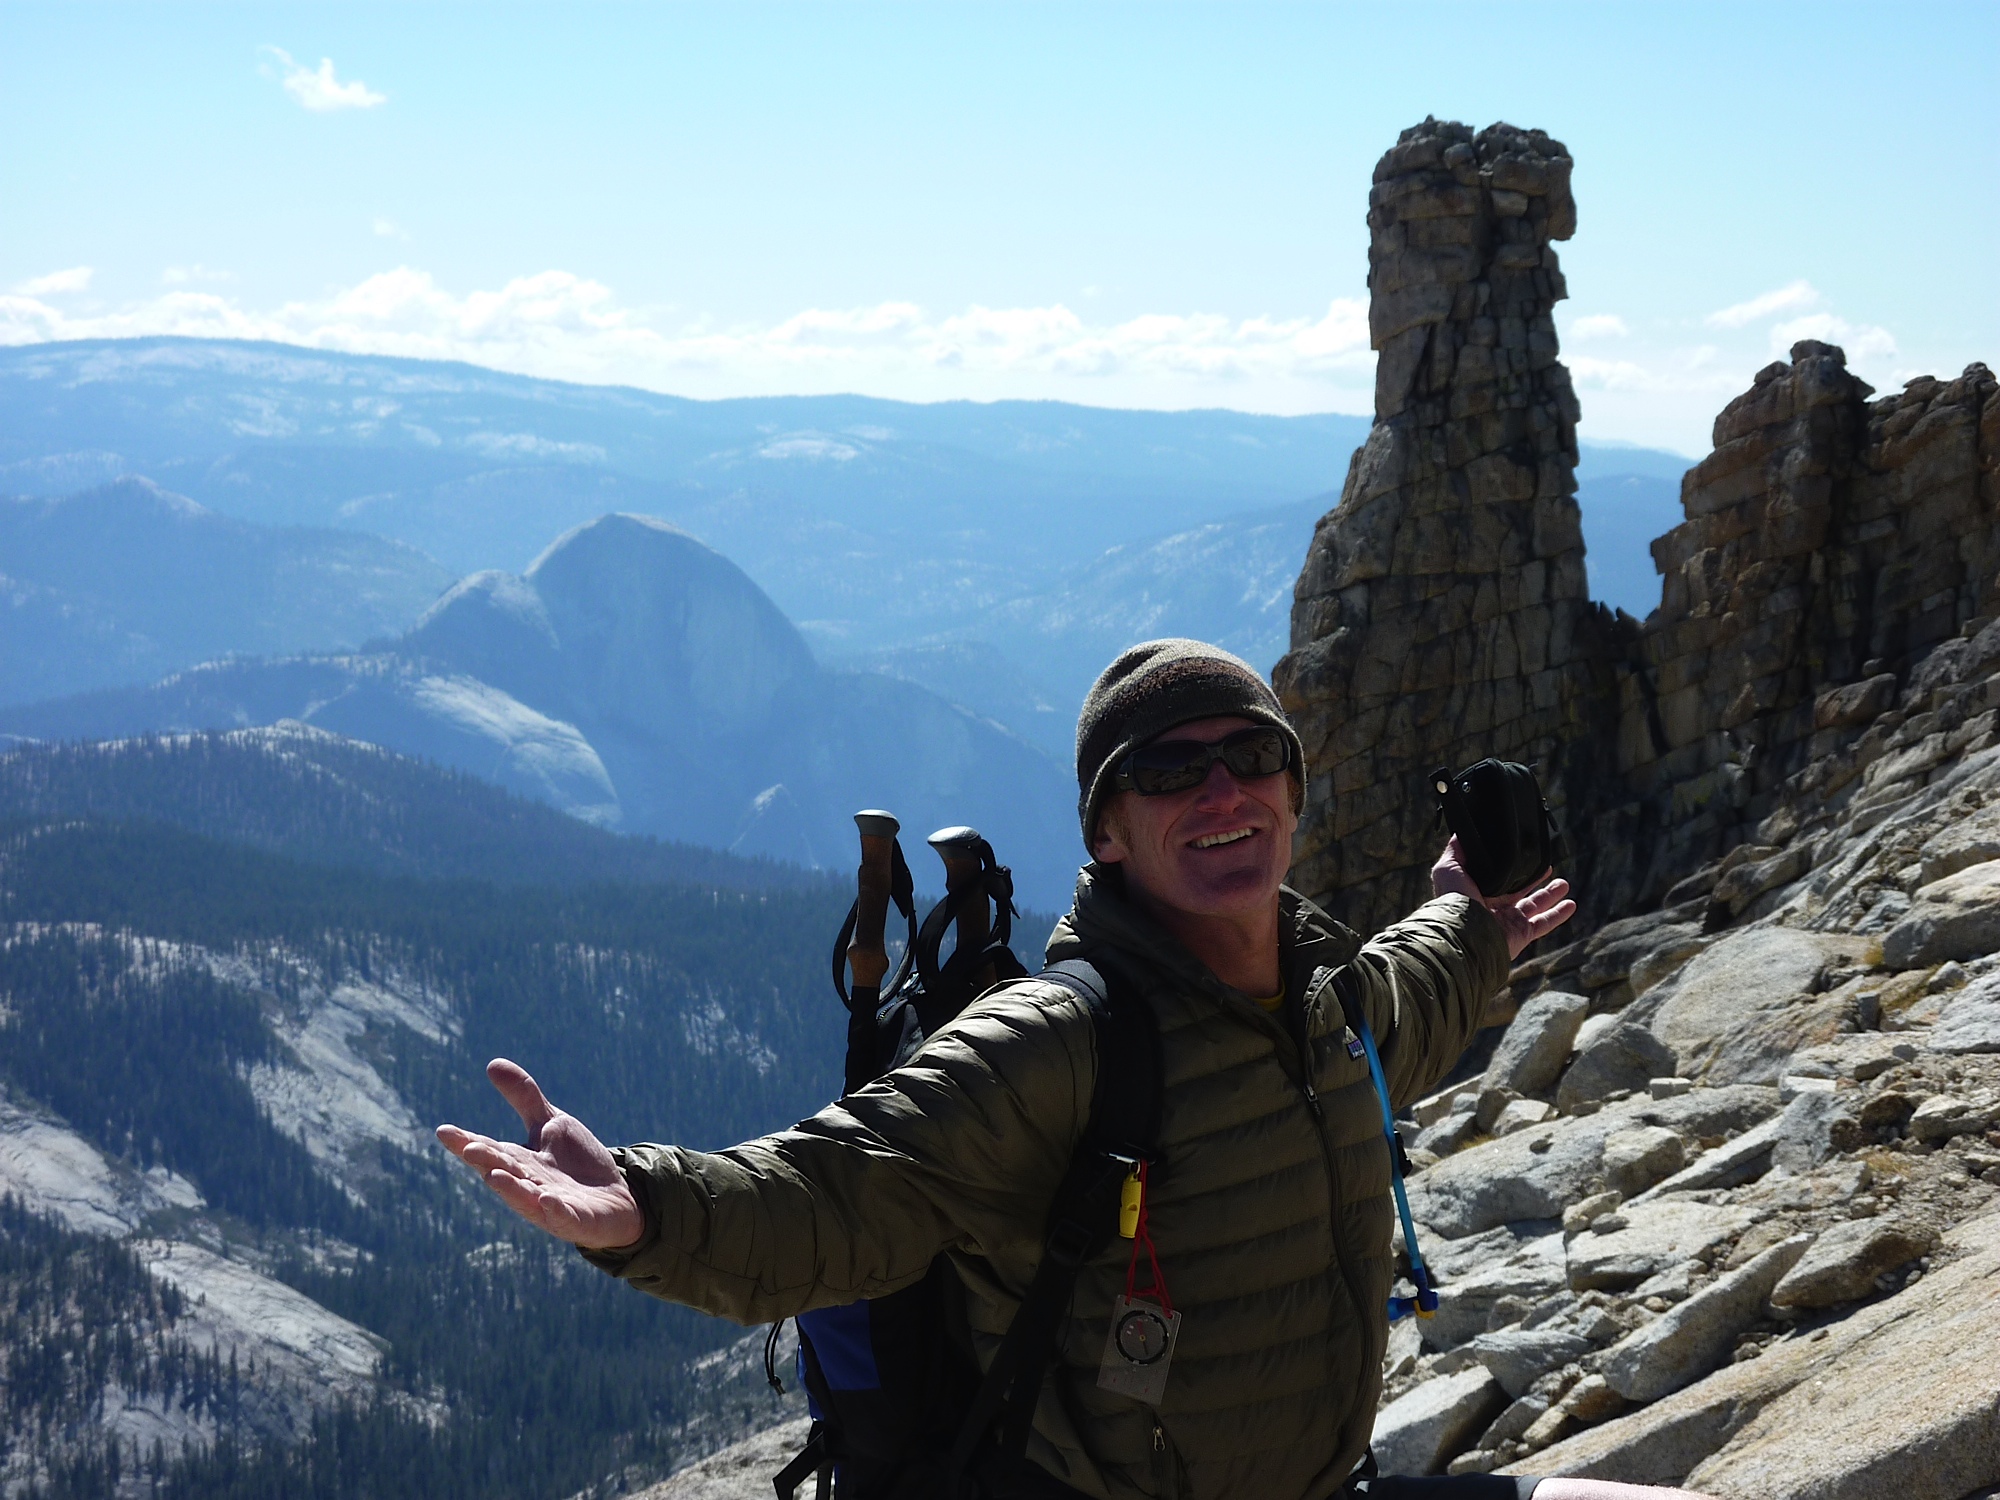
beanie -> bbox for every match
[1075,638,1305,850]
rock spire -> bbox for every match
[1275,118,1615,934]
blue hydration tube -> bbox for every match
[1353,1019,1439,1321]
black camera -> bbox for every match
[1430,759,1567,898]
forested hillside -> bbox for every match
[0,727,834,892]
[0,734,870,1499]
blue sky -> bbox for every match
[3,2,1994,453]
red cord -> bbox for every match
[1122,1160,1174,1316]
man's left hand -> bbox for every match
[1431,836,1576,961]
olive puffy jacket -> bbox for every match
[585,866,1507,1499]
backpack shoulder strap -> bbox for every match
[943,957,1161,1494]
[1037,957,1162,1159]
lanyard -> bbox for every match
[1121,1159,1174,1316]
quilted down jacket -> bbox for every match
[584,864,1508,1499]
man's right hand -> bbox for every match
[436,1059,646,1252]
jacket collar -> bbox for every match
[1046,863,1362,1005]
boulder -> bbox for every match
[1628,930,1713,1000]
[1769,1089,1862,1175]
[1909,1093,2000,1143]
[1409,1087,1779,1238]
[1785,1033,1915,1081]
[1917,804,2000,886]
[1468,1328,1593,1399]
[1493,1099,1556,1137]
[1646,927,1869,1086]
[1883,860,2000,970]
[1416,1106,1480,1156]
[1601,1126,1685,1196]
[1578,914,1704,993]
[1565,1199,1754,1292]
[1412,1082,1482,1129]
[1687,1212,2000,1499]
[1483,991,1590,1096]
[1556,1024,1677,1113]
[1769,1218,1936,1309]
[1636,1113,1782,1197]
[1370,1366,1508,1478]
[1506,1210,2000,1492]
[1930,972,2000,1054]
[1602,1235,1811,1402]
[1422,1229,1569,1350]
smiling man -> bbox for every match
[439,639,1708,1499]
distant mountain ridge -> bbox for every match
[0,476,451,707]
[0,338,1688,678]
[0,512,1081,907]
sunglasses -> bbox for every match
[1112,725,1293,797]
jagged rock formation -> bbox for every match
[1275,118,1617,935]
[1612,349,2000,909]
[1279,117,2000,943]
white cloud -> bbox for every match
[263,47,386,112]
[372,218,408,240]
[0,267,1381,414]
[1568,314,1628,340]
[1705,279,1818,329]
[1771,313,1896,362]
[161,264,232,286]
[13,267,93,296]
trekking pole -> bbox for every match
[850,811,901,995]
[928,825,995,996]
[836,810,902,1095]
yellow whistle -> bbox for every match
[1119,1168,1143,1238]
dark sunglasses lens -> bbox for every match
[1126,728,1290,794]
[1127,742,1212,795]
[1220,728,1290,778]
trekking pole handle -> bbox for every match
[928,825,993,986]
[849,810,900,992]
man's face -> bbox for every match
[1091,715,1299,923]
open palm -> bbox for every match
[1430,835,1576,960]
[435,1059,645,1251]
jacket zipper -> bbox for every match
[1151,1418,1183,1499]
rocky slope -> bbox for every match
[1371,619,2000,1489]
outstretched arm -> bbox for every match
[436,1058,645,1251]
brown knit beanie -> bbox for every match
[1076,638,1305,850]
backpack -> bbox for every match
[771,818,1162,1500]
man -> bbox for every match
[439,640,1702,1500]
